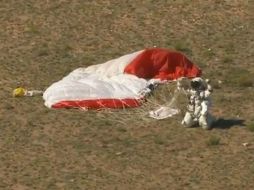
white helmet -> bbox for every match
[190,77,206,90]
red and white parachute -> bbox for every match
[43,48,201,109]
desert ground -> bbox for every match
[0,0,253,189]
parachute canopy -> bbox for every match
[43,48,201,109]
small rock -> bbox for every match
[242,143,249,147]
[115,152,123,155]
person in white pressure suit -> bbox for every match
[181,77,215,130]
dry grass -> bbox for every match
[0,0,254,189]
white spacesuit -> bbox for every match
[181,77,214,130]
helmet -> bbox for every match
[190,77,205,90]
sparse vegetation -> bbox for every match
[207,136,221,146]
[174,41,192,56]
[154,136,166,145]
[225,68,253,88]
[246,122,254,132]
[0,1,253,189]
[222,56,233,64]
[238,76,253,87]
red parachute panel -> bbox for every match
[124,48,201,80]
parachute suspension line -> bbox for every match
[101,82,179,125]
[112,99,117,109]
[77,81,181,126]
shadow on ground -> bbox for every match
[213,118,245,129]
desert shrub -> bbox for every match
[237,76,253,87]
[206,136,221,146]
[154,136,165,145]
[174,41,192,56]
[222,56,233,64]
[246,122,254,132]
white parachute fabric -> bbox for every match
[149,107,180,120]
[75,50,144,77]
[43,50,147,108]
